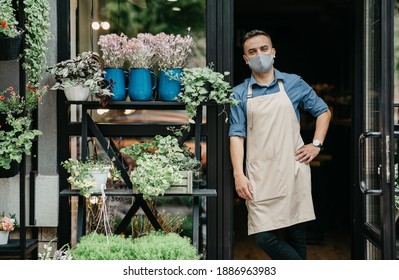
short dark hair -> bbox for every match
[242,30,272,47]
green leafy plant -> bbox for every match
[130,231,200,260]
[23,0,51,86]
[0,85,48,170]
[71,232,135,260]
[120,135,201,199]
[48,51,113,103]
[169,64,239,136]
[61,157,117,198]
[0,114,42,169]
[0,0,22,38]
[70,231,200,260]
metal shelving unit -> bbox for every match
[0,0,38,260]
[58,100,219,254]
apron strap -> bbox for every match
[247,83,253,99]
[277,80,284,92]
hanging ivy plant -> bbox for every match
[23,0,51,86]
[168,64,239,136]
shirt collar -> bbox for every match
[249,68,285,87]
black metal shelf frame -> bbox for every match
[0,0,38,259]
[60,101,218,252]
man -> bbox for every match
[229,30,331,260]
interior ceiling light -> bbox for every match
[172,7,181,11]
[100,21,110,30]
[91,21,101,30]
[91,21,111,30]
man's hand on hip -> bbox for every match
[295,144,321,164]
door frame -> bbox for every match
[352,0,396,259]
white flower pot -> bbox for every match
[90,167,111,193]
[63,85,90,101]
[0,231,9,245]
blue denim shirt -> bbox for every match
[228,69,329,138]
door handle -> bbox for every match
[358,132,382,195]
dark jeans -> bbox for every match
[254,222,307,260]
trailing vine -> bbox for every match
[23,0,51,86]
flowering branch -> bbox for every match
[98,33,128,68]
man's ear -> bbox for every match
[272,48,276,58]
[243,55,249,64]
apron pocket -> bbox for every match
[247,159,287,202]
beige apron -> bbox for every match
[246,80,315,235]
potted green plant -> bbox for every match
[169,64,239,136]
[48,51,113,104]
[154,32,194,101]
[124,33,157,101]
[61,157,118,198]
[120,135,201,199]
[70,231,200,260]
[0,85,48,176]
[98,33,128,101]
[0,0,24,61]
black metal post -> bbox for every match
[57,0,72,249]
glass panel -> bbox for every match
[77,0,206,67]
[364,0,382,228]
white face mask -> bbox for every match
[246,53,274,73]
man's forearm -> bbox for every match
[230,136,245,177]
[313,109,331,143]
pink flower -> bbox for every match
[8,86,13,90]
[0,216,15,232]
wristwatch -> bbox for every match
[312,139,324,151]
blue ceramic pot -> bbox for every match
[128,68,157,101]
[105,68,128,101]
[158,68,182,101]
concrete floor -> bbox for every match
[234,226,351,260]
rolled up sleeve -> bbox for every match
[229,92,246,138]
[298,78,329,117]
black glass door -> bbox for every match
[355,0,397,259]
